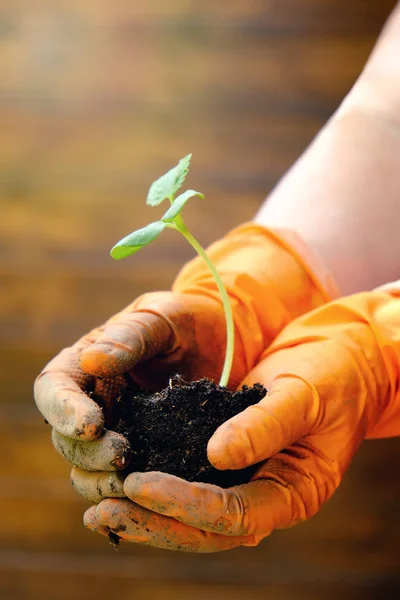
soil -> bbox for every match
[111,377,266,488]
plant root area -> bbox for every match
[113,378,266,488]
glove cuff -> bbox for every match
[374,279,400,294]
[266,227,340,303]
[172,222,339,372]
[366,285,400,439]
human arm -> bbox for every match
[35,2,400,499]
[256,4,400,295]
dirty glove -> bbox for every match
[34,223,336,499]
[84,288,400,550]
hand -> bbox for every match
[84,289,400,551]
[34,223,332,499]
[35,291,240,494]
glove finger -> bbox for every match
[124,438,340,535]
[83,506,110,538]
[83,498,257,553]
[71,467,126,503]
[123,471,279,536]
[208,371,318,470]
[51,429,131,471]
[34,347,104,440]
[208,335,365,471]
[80,308,175,379]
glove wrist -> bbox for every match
[173,222,339,373]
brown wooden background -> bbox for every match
[1,1,399,599]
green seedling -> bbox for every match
[110,154,234,387]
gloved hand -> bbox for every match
[83,288,400,551]
[34,223,335,501]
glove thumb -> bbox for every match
[81,303,174,378]
[208,368,319,470]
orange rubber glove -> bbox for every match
[84,289,400,551]
[34,223,336,498]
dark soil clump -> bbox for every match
[113,378,266,488]
[108,530,121,550]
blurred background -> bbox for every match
[1,1,399,599]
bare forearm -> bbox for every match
[256,6,400,295]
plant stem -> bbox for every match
[170,215,234,387]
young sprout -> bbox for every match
[110,154,234,388]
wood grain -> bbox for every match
[1,1,399,599]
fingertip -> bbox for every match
[110,436,132,471]
[75,405,105,441]
[84,506,112,539]
[207,421,251,471]
[123,472,143,497]
[64,396,105,441]
[80,346,120,378]
[52,429,130,471]
[83,505,97,528]
[95,498,129,528]
[34,370,105,441]
[123,471,172,499]
[71,468,126,503]
[207,428,234,470]
[49,393,105,441]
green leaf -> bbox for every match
[110,221,166,260]
[146,154,192,206]
[161,190,204,222]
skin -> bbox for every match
[34,5,400,550]
[256,5,400,294]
